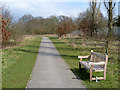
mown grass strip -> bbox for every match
[2,36,41,88]
[49,36,118,88]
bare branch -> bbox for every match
[98,2,101,10]
[96,2,101,17]
[104,0,109,11]
[112,2,116,9]
[90,0,94,10]
[89,0,92,7]
[94,0,97,8]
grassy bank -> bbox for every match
[2,36,41,88]
[49,36,118,88]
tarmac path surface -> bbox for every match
[27,37,86,88]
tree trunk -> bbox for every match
[106,2,113,48]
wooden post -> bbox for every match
[90,50,93,61]
[90,65,94,81]
[103,69,106,80]
[104,55,108,80]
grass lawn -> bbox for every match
[49,36,119,88]
[2,36,41,88]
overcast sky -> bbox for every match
[1,0,119,20]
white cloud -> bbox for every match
[2,0,89,2]
[0,2,88,20]
[8,2,29,8]
[16,2,86,18]
[2,0,120,2]
[1,1,118,21]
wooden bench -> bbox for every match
[78,50,108,81]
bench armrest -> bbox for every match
[78,55,90,59]
[89,62,105,65]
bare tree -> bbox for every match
[104,0,116,48]
[89,0,101,37]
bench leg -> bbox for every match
[90,68,92,81]
[103,69,106,80]
[90,65,94,81]
[79,62,81,70]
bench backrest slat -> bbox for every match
[91,52,106,59]
[90,50,107,63]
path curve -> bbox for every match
[27,37,85,88]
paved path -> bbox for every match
[27,37,85,88]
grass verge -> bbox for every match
[2,36,41,88]
[49,36,118,88]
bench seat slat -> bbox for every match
[80,61,104,72]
